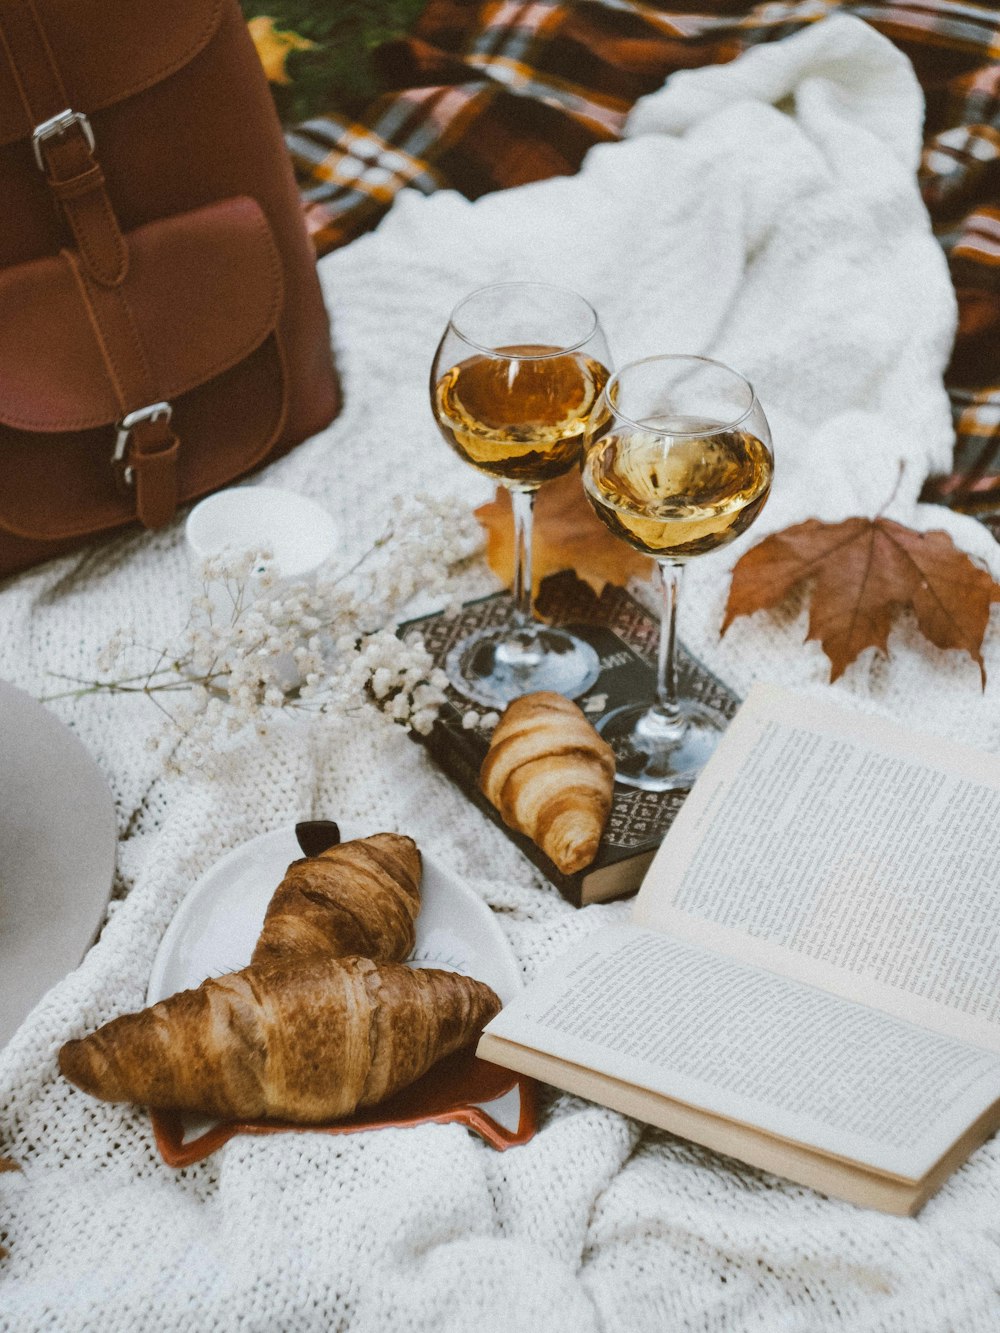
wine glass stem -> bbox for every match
[509,484,538,629]
[653,559,685,734]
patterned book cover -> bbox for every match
[399,576,740,906]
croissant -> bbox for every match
[251,833,421,967]
[479,691,615,875]
[58,955,501,1122]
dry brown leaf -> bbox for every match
[475,470,653,597]
[0,1154,18,1259]
[723,515,1000,684]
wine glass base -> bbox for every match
[445,624,601,711]
[599,699,727,792]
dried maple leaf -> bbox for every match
[723,516,1000,684]
[0,1154,18,1258]
[475,470,652,597]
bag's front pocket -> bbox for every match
[0,194,287,540]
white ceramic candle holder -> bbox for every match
[185,486,338,583]
[185,486,339,689]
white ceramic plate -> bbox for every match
[0,680,117,1048]
[146,826,531,1159]
[148,825,521,1003]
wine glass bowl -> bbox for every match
[582,355,773,790]
[434,344,610,485]
[431,282,612,709]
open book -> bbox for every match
[477,684,1000,1214]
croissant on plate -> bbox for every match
[58,954,501,1122]
[251,832,421,967]
[479,691,615,875]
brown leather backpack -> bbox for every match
[0,0,340,578]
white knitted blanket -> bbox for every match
[3,16,1000,1330]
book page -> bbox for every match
[483,925,1000,1180]
[633,685,1000,1052]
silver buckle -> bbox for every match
[113,402,172,486]
[32,109,96,172]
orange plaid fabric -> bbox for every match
[288,1,1000,514]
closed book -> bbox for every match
[399,576,739,906]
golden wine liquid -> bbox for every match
[582,417,773,559]
[433,347,610,484]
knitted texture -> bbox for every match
[2,18,1000,1330]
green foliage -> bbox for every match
[241,0,429,123]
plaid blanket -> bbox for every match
[281,0,1000,518]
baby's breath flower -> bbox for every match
[410,709,438,735]
[73,493,481,774]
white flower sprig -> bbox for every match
[49,493,487,772]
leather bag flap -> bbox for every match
[0,194,283,432]
[0,0,224,149]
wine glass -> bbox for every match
[430,281,613,709]
[581,354,773,790]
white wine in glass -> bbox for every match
[582,356,773,790]
[431,282,612,709]
[434,347,610,484]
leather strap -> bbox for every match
[43,131,128,287]
[123,417,180,531]
[64,249,179,528]
[0,0,69,134]
[64,249,156,414]
[0,0,127,288]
